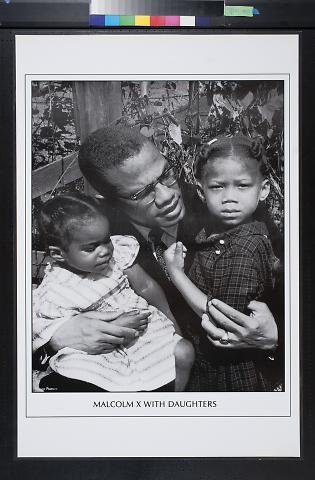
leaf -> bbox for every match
[213,93,240,117]
[257,88,284,125]
[168,123,182,145]
[240,91,254,109]
[140,126,155,137]
[32,84,42,97]
[182,133,201,146]
[63,141,76,151]
[52,107,69,131]
[267,128,274,139]
[39,126,54,138]
[166,112,179,126]
[241,115,250,131]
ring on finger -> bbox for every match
[219,330,230,345]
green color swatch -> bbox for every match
[224,6,254,17]
[119,15,135,26]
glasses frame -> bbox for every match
[117,162,180,204]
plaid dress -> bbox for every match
[187,221,275,392]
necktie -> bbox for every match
[148,228,171,280]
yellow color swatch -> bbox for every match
[135,15,150,26]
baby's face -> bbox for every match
[200,155,270,229]
[63,215,114,274]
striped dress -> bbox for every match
[33,236,177,391]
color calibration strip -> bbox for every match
[90,15,212,27]
[90,11,259,27]
[90,2,259,27]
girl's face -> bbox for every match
[199,155,270,230]
[61,215,114,274]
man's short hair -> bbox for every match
[78,125,148,198]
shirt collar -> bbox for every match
[198,220,269,245]
[131,222,178,247]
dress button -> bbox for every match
[215,250,221,255]
[219,239,225,245]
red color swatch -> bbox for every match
[150,16,165,26]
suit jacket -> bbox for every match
[107,181,208,338]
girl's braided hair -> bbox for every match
[194,134,283,264]
[194,134,269,181]
[37,192,108,251]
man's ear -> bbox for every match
[259,179,270,202]
[196,181,206,203]
[49,246,65,262]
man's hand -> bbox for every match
[201,299,278,350]
[49,310,150,355]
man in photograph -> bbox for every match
[36,125,281,392]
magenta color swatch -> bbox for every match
[165,16,180,26]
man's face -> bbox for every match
[105,142,186,230]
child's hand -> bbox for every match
[117,310,150,347]
[164,242,187,275]
[112,309,150,333]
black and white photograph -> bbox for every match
[31,79,285,395]
[15,33,299,458]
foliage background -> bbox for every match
[32,80,284,256]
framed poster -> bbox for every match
[13,32,299,459]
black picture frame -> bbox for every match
[1,24,314,478]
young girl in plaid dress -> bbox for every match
[164,135,279,391]
[33,192,194,392]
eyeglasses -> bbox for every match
[118,163,180,205]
